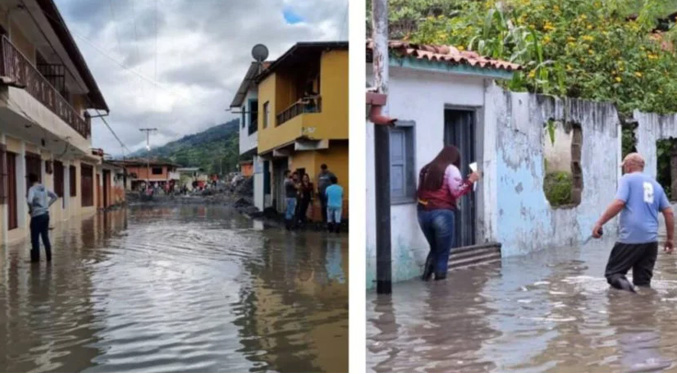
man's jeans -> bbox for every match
[417,208,455,279]
[327,206,342,224]
[285,198,297,221]
[30,213,51,262]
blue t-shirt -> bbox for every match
[325,184,343,208]
[616,172,670,244]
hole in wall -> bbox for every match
[542,120,583,208]
[656,138,677,201]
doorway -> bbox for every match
[103,170,111,208]
[273,159,288,213]
[7,152,17,230]
[444,108,477,247]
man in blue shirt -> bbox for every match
[593,153,674,291]
[325,176,343,234]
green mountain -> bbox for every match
[130,119,240,175]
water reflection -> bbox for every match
[0,206,348,372]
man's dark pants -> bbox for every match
[30,214,51,262]
[605,242,657,289]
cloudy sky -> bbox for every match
[54,0,349,155]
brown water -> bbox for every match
[367,234,677,372]
[0,206,348,373]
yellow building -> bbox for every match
[0,0,110,245]
[255,42,348,221]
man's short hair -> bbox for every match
[321,164,328,170]
[330,175,338,184]
[28,173,39,184]
[622,153,645,169]
[284,169,291,177]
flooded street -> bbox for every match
[367,233,677,373]
[0,206,348,373]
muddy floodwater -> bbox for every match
[367,232,677,373]
[0,206,348,373]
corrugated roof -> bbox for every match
[367,40,521,72]
[229,61,272,108]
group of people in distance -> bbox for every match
[284,163,344,233]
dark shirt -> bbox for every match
[285,179,298,198]
[299,182,314,201]
[317,171,336,195]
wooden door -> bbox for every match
[7,152,17,230]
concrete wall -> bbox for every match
[490,87,622,257]
[253,155,265,211]
[634,111,677,181]
[0,133,97,246]
[366,66,488,286]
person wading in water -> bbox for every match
[593,152,674,292]
[417,146,480,281]
[27,173,58,263]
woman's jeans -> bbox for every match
[418,208,455,279]
[30,213,51,262]
[285,198,297,220]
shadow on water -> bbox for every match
[0,206,348,373]
[367,236,677,373]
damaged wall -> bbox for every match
[634,111,677,181]
[490,86,622,256]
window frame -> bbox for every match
[389,121,417,205]
[263,101,269,129]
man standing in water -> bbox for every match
[317,164,336,225]
[27,173,58,262]
[593,153,674,292]
[284,170,299,231]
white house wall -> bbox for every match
[239,89,258,155]
[366,66,487,287]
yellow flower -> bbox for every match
[543,35,551,44]
[458,45,465,51]
[528,70,536,78]
[566,64,573,71]
[588,49,594,55]
[635,72,642,78]
[615,77,622,82]
[567,37,576,42]
[582,35,594,42]
[587,25,593,30]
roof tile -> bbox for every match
[367,40,521,72]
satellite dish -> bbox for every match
[252,44,269,62]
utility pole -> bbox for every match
[373,0,392,294]
[139,128,157,188]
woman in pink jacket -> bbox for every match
[417,146,480,281]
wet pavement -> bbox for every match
[367,233,677,372]
[0,205,348,373]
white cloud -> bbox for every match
[54,0,348,155]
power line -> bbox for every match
[339,1,349,41]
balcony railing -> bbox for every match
[0,36,90,138]
[276,96,322,126]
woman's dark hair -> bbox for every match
[28,173,39,184]
[419,146,461,191]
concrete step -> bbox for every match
[449,242,502,270]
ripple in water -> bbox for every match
[0,206,348,372]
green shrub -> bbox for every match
[544,171,574,206]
